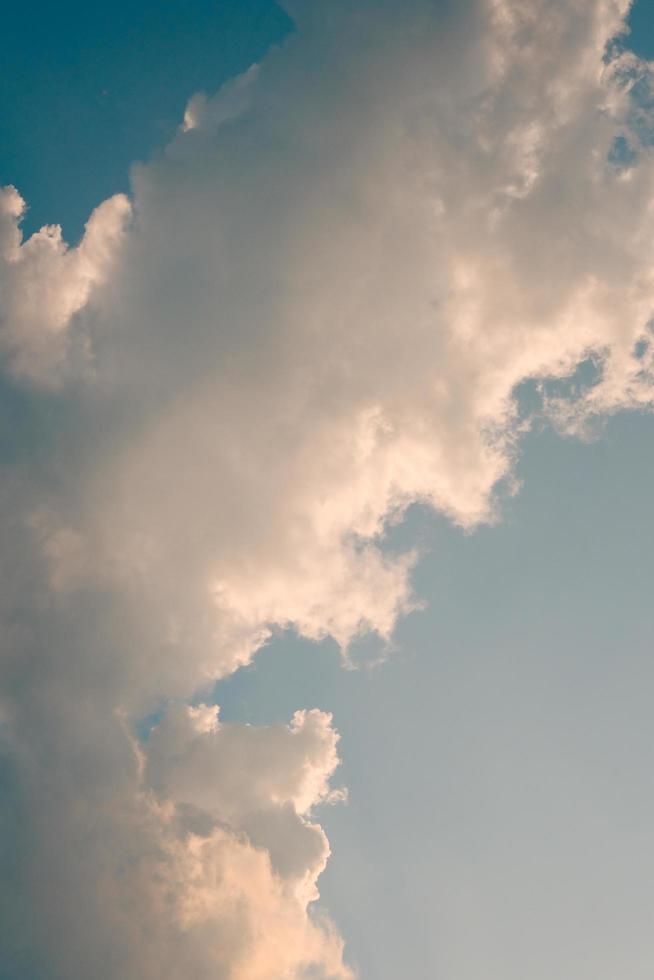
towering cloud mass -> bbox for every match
[0,0,653,976]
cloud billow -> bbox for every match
[0,0,653,976]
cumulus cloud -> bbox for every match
[1,0,654,976]
[0,698,349,979]
[146,705,344,901]
[0,186,130,384]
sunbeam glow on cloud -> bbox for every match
[1,0,654,976]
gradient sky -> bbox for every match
[2,3,654,979]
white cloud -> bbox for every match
[146,705,343,903]
[0,692,350,979]
[1,0,654,976]
[0,187,130,384]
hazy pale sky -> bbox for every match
[1,2,654,978]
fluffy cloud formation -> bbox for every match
[0,693,349,979]
[146,705,344,901]
[0,0,654,976]
[0,186,130,384]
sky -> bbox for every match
[1,2,654,978]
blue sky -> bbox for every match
[1,1,291,241]
[2,3,654,979]
[214,411,654,978]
